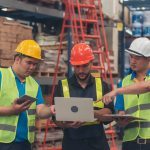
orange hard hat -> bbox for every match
[70,43,94,65]
[15,40,42,60]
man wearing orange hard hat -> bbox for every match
[0,40,53,150]
[53,43,114,150]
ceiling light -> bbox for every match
[136,7,140,10]
[1,8,8,11]
[5,17,14,21]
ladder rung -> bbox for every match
[64,25,86,29]
[84,34,100,39]
[92,66,104,70]
[73,4,96,9]
[93,50,103,54]
[76,19,98,23]
[64,25,72,28]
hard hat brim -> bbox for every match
[70,59,92,65]
[125,49,145,57]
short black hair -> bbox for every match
[14,53,32,60]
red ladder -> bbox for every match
[43,1,117,150]
[58,0,114,84]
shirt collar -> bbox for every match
[10,67,25,83]
[130,69,150,80]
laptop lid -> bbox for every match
[54,97,94,122]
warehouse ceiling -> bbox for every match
[0,0,63,22]
[121,0,150,11]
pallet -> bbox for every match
[0,59,14,67]
[37,147,62,150]
[34,71,66,77]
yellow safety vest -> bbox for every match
[122,74,150,142]
[0,67,38,143]
[61,78,104,125]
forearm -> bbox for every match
[0,106,14,116]
[36,104,52,119]
[116,81,150,95]
[94,108,112,121]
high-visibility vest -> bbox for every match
[122,74,150,142]
[61,78,104,125]
[0,67,38,143]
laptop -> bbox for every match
[54,97,94,122]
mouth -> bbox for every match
[79,74,87,78]
[130,64,136,68]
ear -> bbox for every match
[14,56,21,62]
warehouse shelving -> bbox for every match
[119,0,150,79]
[0,0,63,21]
[0,0,65,85]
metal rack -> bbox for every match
[119,0,150,79]
[0,0,63,21]
[0,0,65,85]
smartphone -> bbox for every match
[17,95,37,104]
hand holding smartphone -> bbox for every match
[17,95,37,104]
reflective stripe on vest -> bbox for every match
[122,74,150,141]
[125,103,150,114]
[125,122,150,130]
[62,79,70,97]
[0,67,38,143]
[0,124,16,132]
[61,78,104,125]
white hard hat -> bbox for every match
[125,37,150,57]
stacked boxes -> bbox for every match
[0,17,33,67]
[36,34,67,77]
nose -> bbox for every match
[78,66,85,72]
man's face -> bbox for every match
[129,54,149,72]
[73,62,92,81]
[16,56,40,78]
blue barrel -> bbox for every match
[132,22,142,37]
[143,22,150,37]
[132,11,144,24]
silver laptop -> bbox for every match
[54,97,94,122]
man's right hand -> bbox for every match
[10,99,32,115]
[102,90,117,104]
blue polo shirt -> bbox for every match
[115,81,124,111]
[0,68,44,142]
[115,69,150,111]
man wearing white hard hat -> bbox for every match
[103,37,150,150]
